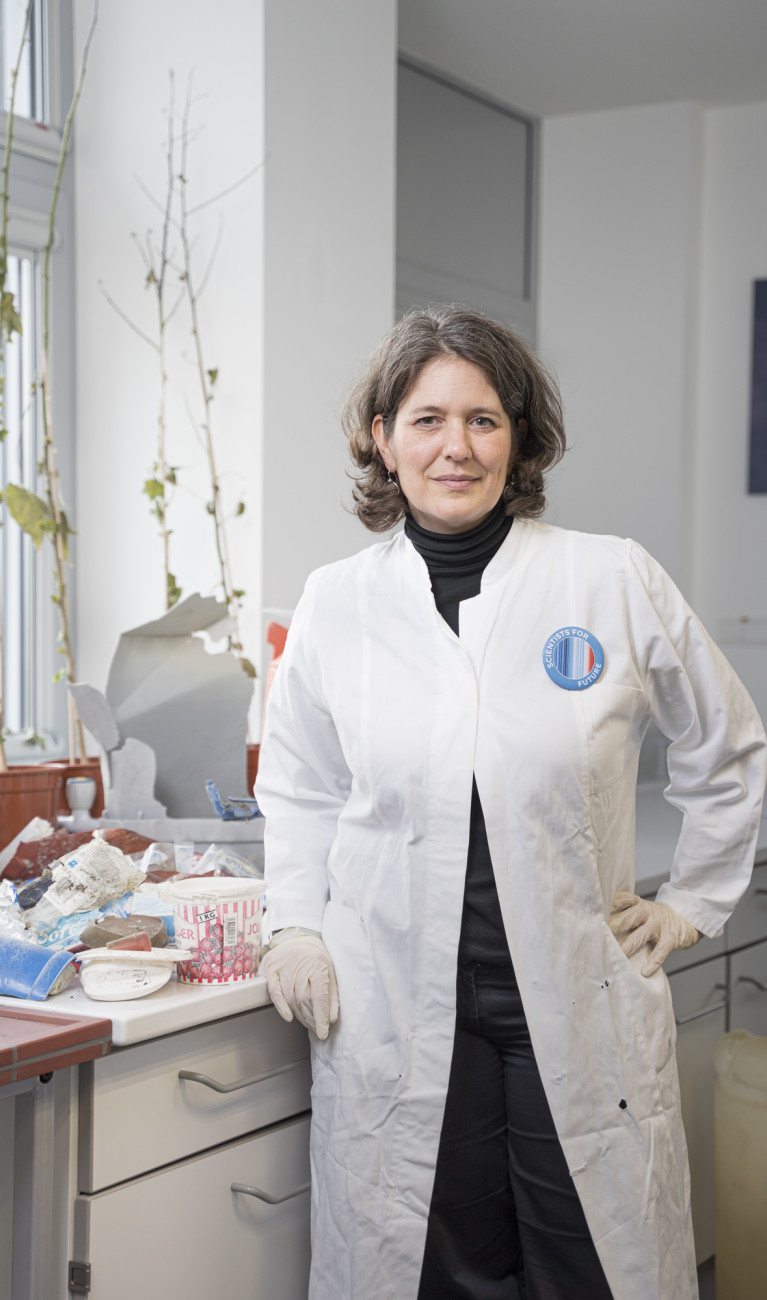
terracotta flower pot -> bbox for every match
[0,765,65,848]
[247,743,260,794]
[0,757,106,851]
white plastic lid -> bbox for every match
[78,948,195,967]
[167,877,265,905]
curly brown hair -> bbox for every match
[343,306,566,532]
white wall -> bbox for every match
[73,0,398,725]
[538,99,767,722]
[73,0,265,692]
[262,0,397,615]
[72,5,764,729]
[538,102,704,588]
[693,102,767,720]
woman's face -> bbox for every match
[372,355,517,535]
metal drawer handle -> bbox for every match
[178,1057,307,1093]
[675,983,729,1026]
[735,975,767,993]
[232,1180,310,1205]
[756,889,767,897]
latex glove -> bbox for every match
[608,891,700,978]
[260,933,339,1039]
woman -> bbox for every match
[257,308,767,1300]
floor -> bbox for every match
[698,1256,715,1299]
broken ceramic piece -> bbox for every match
[77,947,194,1001]
[69,593,254,819]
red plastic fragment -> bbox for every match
[105,931,152,952]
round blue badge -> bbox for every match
[543,627,605,691]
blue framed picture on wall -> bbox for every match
[748,279,767,493]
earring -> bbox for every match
[387,469,398,488]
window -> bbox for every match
[0,0,74,760]
[1,251,42,739]
[1,0,47,123]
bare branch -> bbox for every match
[0,0,34,765]
[98,281,158,351]
[134,173,167,219]
[196,215,223,300]
[39,0,100,758]
[188,159,264,216]
[129,229,152,272]
[165,284,185,325]
[183,393,207,453]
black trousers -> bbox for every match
[417,961,614,1300]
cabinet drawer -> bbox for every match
[79,1006,311,1192]
[74,1114,311,1300]
[726,860,767,949]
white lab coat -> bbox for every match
[256,519,767,1300]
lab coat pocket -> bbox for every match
[331,827,411,932]
[656,1042,683,1116]
[627,946,677,1075]
[321,900,379,1051]
[360,833,411,932]
[602,921,677,1077]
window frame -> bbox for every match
[0,0,75,763]
[396,54,540,342]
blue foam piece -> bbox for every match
[0,934,75,1000]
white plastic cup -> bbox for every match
[169,878,265,985]
[65,776,97,811]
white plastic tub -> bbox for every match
[169,877,265,985]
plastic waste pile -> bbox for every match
[0,818,263,1002]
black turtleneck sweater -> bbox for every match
[404,500,514,965]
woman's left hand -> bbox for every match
[608,892,700,977]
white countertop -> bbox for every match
[0,972,272,1048]
[3,786,765,1049]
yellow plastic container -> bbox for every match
[715,1031,767,1299]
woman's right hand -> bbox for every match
[260,932,340,1039]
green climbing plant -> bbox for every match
[0,0,35,772]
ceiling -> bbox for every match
[398,0,767,118]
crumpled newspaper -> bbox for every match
[0,879,26,939]
[194,843,261,878]
[29,840,145,928]
[30,893,134,950]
